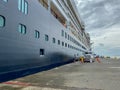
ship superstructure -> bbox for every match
[0,0,91,82]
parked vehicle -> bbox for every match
[84,52,95,62]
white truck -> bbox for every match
[84,52,95,63]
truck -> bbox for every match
[83,52,95,63]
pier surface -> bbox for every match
[0,58,120,90]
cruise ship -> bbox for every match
[0,0,91,82]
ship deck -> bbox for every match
[0,58,120,90]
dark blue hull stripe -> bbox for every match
[0,60,73,83]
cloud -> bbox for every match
[91,24,120,56]
[75,0,120,56]
[93,25,120,46]
[76,0,120,31]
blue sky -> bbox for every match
[75,0,120,57]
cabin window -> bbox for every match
[18,0,21,11]
[58,40,60,45]
[40,49,44,56]
[3,0,8,2]
[25,1,28,14]
[65,32,67,38]
[45,34,49,41]
[21,0,25,13]
[0,15,5,28]
[35,30,40,39]
[62,42,64,46]
[52,38,55,43]
[65,43,67,47]
[18,24,26,34]
[61,30,64,37]
[68,44,69,48]
[68,35,69,40]
[18,0,28,15]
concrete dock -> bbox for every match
[0,58,120,90]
